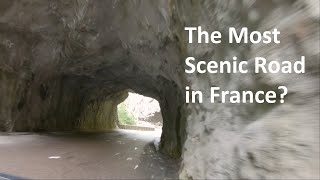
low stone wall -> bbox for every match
[118,124,155,131]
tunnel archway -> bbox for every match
[0,0,187,158]
[73,72,186,158]
[5,56,186,158]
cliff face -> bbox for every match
[0,0,319,179]
[176,0,319,179]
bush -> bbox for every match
[117,103,136,125]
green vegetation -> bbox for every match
[117,103,136,125]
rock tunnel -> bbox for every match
[0,0,187,158]
[0,0,319,179]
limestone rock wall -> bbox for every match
[79,91,128,130]
[174,0,319,179]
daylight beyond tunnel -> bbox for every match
[117,92,163,130]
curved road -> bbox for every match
[0,130,178,179]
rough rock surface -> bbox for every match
[0,0,319,179]
[79,91,128,130]
[177,0,319,179]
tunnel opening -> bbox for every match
[117,91,163,132]
[115,91,164,154]
[61,69,186,159]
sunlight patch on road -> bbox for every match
[48,156,61,159]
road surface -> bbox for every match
[0,130,178,179]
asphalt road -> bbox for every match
[0,130,178,179]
